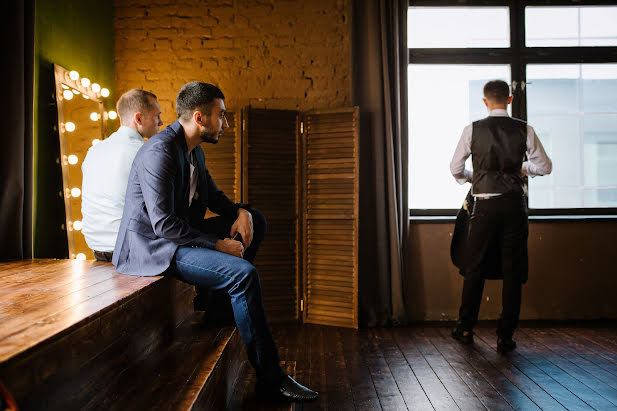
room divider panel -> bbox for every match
[204,106,359,328]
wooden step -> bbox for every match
[0,259,245,410]
[85,314,245,410]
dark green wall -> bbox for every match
[34,0,114,257]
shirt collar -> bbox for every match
[115,125,144,143]
[488,109,509,117]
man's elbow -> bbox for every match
[540,160,553,175]
[152,215,175,239]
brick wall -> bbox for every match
[114,0,351,124]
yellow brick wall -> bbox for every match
[114,0,351,124]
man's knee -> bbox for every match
[250,208,267,238]
[230,260,260,293]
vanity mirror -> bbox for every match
[53,64,115,260]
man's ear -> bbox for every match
[134,111,143,126]
[193,110,202,126]
[507,95,513,105]
[482,98,489,108]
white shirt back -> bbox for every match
[81,126,144,251]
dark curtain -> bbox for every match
[353,0,409,326]
[1,0,34,260]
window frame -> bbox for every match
[408,0,617,216]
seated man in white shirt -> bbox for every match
[81,89,163,261]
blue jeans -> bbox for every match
[171,209,284,383]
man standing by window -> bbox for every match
[81,89,163,261]
[449,80,552,353]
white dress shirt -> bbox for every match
[450,109,552,196]
[81,126,144,251]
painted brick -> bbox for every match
[115,0,350,122]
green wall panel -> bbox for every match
[34,0,114,257]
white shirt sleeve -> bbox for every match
[450,124,473,185]
[522,125,552,177]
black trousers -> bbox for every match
[458,194,528,338]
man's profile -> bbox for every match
[112,82,318,402]
[81,89,163,261]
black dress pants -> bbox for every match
[458,194,528,338]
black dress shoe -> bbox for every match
[451,326,474,344]
[497,336,516,353]
[257,375,318,402]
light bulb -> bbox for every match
[65,122,76,132]
[61,84,69,90]
[63,90,74,100]
[75,253,86,260]
[72,89,80,95]
[69,71,79,80]
[73,220,83,231]
[101,88,110,97]
[82,94,90,100]
[90,112,99,121]
[81,78,91,87]
[91,83,101,92]
[92,139,100,145]
[68,154,78,165]
[71,187,81,197]
[108,110,117,120]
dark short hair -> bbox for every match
[176,81,225,121]
[116,89,158,122]
[483,80,510,103]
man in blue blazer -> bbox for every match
[113,81,317,402]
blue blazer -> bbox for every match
[112,120,243,276]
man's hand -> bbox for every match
[215,238,244,258]
[230,208,253,249]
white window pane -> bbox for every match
[408,65,511,209]
[582,65,617,112]
[526,6,617,47]
[527,64,617,209]
[408,7,509,48]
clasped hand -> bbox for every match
[214,209,253,258]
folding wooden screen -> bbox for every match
[301,108,359,328]
[205,107,359,328]
[242,108,300,322]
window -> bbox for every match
[408,1,617,214]
[527,64,617,208]
[409,64,510,209]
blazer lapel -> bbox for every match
[170,121,191,213]
[194,146,208,207]
[182,150,191,207]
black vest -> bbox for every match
[471,116,527,195]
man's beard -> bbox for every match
[200,128,222,144]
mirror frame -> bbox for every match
[53,64,108,259]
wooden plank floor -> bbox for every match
[260,324,617,410]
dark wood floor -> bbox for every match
[245,324,617,410]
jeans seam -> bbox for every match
[175,258,241,281]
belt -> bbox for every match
[94,250,114,262]
[475,195,501,201]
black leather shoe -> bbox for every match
[451,326,474,344]
[257,375,318,402]
[497,336,516,353]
